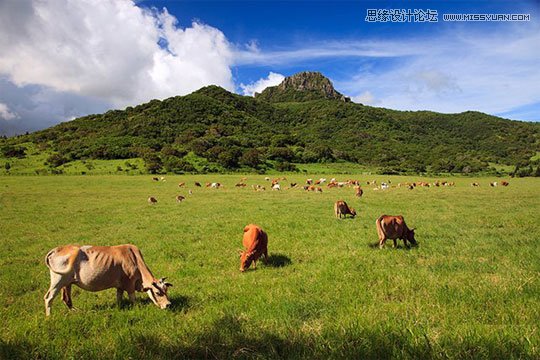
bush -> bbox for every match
[1,145,26,158]
[45,153,69,168]
[275,161,298,172]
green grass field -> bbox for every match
[1,174,538,359]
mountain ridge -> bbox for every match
[1,71,539,175]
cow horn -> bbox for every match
[160,277,167,283]
[164,282,173,287]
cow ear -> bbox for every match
[164,282,173,287]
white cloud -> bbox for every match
[331,27,540,119]
[240,72,285,96]
[0,0,234,108]
[352,91,376,105]
[0,103,18,121]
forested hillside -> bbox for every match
[1,72,539,175]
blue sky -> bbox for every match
[0,0,538,135]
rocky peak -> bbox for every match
[255,71,350,103]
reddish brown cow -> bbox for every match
[501,181,509,186]
[239,224,268,272]
[148,197,157,205]
[376,215,417,249]
[194,182,202,187]
[334,200,356,219]
[178,182,185,187]
[354,186,363,198]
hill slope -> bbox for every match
[1,72,539,175]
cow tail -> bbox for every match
[375,215,385,242]
[45,248,78,275]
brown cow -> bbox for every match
[148,196,157,205]
[501,181,509,186]
[376,215,417,249]
[175,195,185,202]
[471,182,480,187]
[44,244,172,316]
[194,182,202,187]
[354,186,363,198]
[334,200,356,219]
[239,224,268,272]
[178,182,185,187]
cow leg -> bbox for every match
[44,272,68,316]
[263,249,269,265]
[393,239,397,248]
[61,284,74,310]
[128,292,136,303]
[116,288,124,306]
[379,239,385,249]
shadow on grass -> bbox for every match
[265,253,292,268]
[2,314,534,359]
[368,242,419,250]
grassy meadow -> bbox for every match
[0,174,539,359]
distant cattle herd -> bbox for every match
[44,176,510,315]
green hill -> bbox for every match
[1,72,539,175]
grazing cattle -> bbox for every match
[471,182,480,187]
[490,182,498,187]
[264,177,270,181]
[354,186,363,197]
[188,190,193,195]
[239,224,268,272]
[44,244,172,316]
[235,183,247,187]
[178,182,185,188]
[160,177,165,181]
[152,177,159,181]
[194,182,202,187]
[376,215,417,249]
[205,182,211,187]
[176,195,185,202]
[306,179,313,185]
[210,182,221,188]
[148,197,157,205]
[381,182,389,190]
[407,185,414,190]
[501,181,509,187]
[315,187,323,193]
[327,182,338,188]
[272,184,281,191]
[334,200,356,219]
[290,182,297,188]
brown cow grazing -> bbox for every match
[471,182,480,187]
[178,182,185,188]
[44,244,172,316]
[235,182,247,187]
[376,215,417,249]
[152,177,159,181]
[315,187,323,193]
[334,200,356,219]
[148,197,157,205]
[239,224,268,272]
[176,195,185,203]
[354,186,363,198]
[290,182,297,188]
[501,181,509,186]
[194,182,202,187]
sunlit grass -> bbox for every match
[0,174,538,359]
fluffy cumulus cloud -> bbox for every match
[0,0,235,135]
[0,103,18,121]
[240,72,285,96]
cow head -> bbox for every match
[239,250,255,272]
[144,277,172,309]
[407,228,418,246]
[350,208,357,218]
